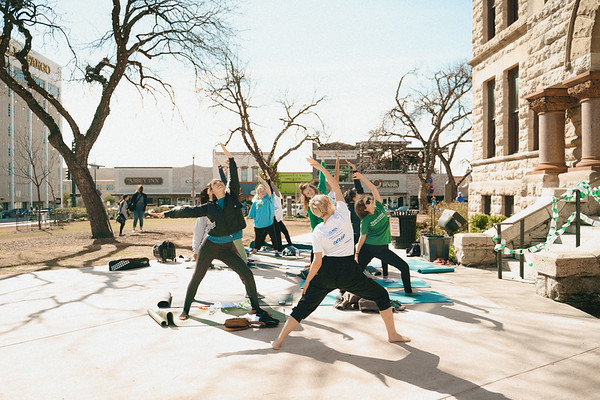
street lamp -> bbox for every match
[89,163,105,185]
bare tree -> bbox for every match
[373,63,472,210]
[0,0,233,238]
[11,133,58,228]
[206,53,327,178]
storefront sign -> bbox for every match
[381,180,399,188]
[5,44,52,74]
[124,177,163,185]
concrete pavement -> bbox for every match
[1,249,599,400]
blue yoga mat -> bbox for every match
[368,256,454,274]
[376,278,430,289]
[405,258,454,274]
[388,291,453,304]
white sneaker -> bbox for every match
[132,229,136,233]
[140,228,143,232]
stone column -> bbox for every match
[525,88,577,174]
[567,75,600,170]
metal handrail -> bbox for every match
[495,189,581,280]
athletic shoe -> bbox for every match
[253,308,279,327]
[274,252,282,258]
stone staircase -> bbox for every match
[455,190,600,302]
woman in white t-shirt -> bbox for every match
[272,157,411,350]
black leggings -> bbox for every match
[254,224,282,252]
[353,234,388,275]
[119,219,126,235]
[291,255,391,322]
[183,239,260,314]
[358,244,413,293]
[274,219,293,246]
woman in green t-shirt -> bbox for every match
[354,172,416,295]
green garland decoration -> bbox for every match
[492,181,600,256]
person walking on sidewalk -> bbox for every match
[116,194,129,237]
[354,172,417,295]
[272,157,410,350]
[130,185,148,232]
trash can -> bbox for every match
[420,234,451,261]
[389,209,418,249]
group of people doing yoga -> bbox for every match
[159,143,413,347]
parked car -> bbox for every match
[1,208,29,218]
[283,203,307,217]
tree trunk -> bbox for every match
[440,157,457,201]
[36,185,42,230]
[71,165,113,239]
[418,177,429,211]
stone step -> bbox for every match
[549,225,600,249]
[502,258,537,282]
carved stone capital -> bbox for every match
[567,79,600,100]
[528,95,578,113]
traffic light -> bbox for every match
[66,169,71,180]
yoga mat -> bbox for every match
[248,254,309,268]
[405,258,455,274]
[375,278,430,289]
[388,291,453,304]
[148,305,287,327]
[156,291,173,308]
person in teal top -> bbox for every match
[354,172,416,295]
[248,174,282,256]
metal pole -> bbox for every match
[191,155,195,206]
[519,219,524,279]
[576,189,580,247]
[496,224,503,279]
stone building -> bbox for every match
[463,0,600,302]
[469,0,600,216]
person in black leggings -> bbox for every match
[345,160,388,276]
[160,143,277,326]
[272,157,410,350]
[354,172,417,295]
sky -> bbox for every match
[51,0,473,172]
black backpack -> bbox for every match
[153,240,176,262]
[127,197,136,212]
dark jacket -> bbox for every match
[348,177,364,238]
[130,192,148,209]
[164,158,246,236]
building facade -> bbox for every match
[470,0,600,217]
[313,142,450,209]
[0,40,62,211]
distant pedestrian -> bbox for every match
[116,194,129,236]
[456,192,464,203]
[130,185,148,232]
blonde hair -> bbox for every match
[309,194,332,218]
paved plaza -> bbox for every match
[1,247,599,400]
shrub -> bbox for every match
[469,213,507,233]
